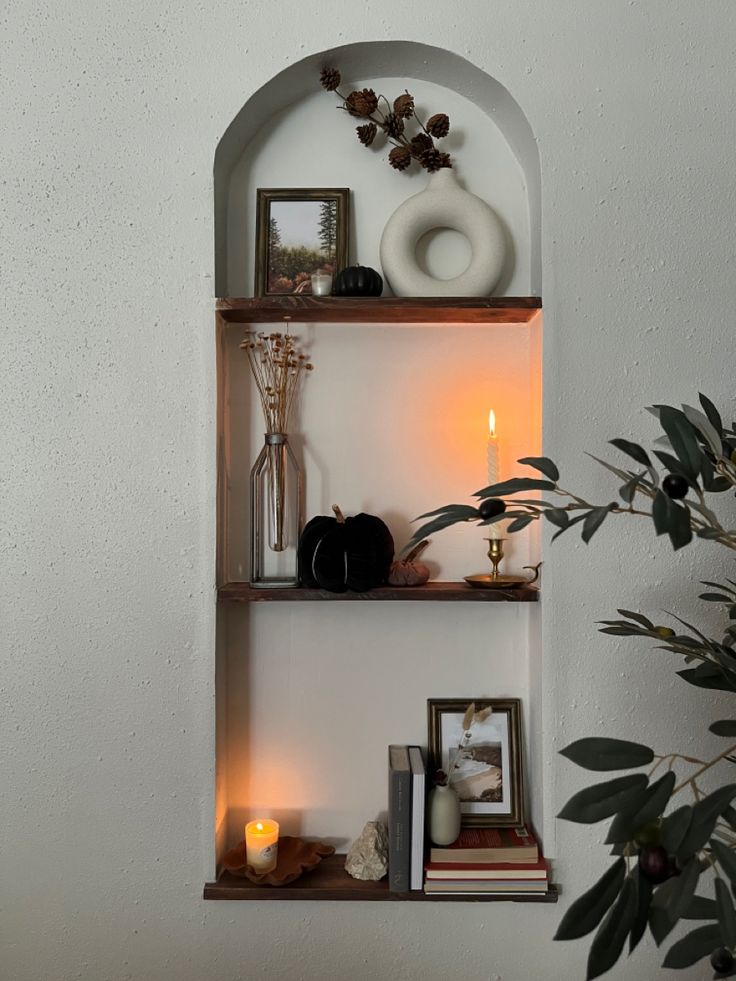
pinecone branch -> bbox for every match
[322,67,453,173]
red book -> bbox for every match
[425,856,548,880]
[429,825,539,864]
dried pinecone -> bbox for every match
[426,113,450,138]
[383,112,404,139]
[393,93,415,118]
[356,122,377,147]
[388,146,412,171]
[419,147,451,172]
[320,68,341,92]
[345,88,378,117]
[410,133,433,154]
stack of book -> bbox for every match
[423,825,548,895]
[388,745,426,892]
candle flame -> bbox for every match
[488,409,496,437]
[256,822,263,831]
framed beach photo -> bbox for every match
[254,188,350,296]
[427,698,524,828]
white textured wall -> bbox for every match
[3,2,736,980]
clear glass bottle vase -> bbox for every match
[249,433,303,588]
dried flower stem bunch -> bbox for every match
[240,331,313,434]
[446,702,493,786]
[320,67,452,173]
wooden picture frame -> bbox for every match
[254,188,349,297]
[427,698,524,828]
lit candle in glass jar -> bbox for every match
[310,272,332,296]
[245,819,279,872]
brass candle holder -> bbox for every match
[486,537,506,580]
[463,537,542,591]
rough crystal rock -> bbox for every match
[344,821,389,880]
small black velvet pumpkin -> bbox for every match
[334,265,383,297]
[298,505,394,592]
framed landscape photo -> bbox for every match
[427,698,524,828]
[254,188,349,296]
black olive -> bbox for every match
[710,947,735,975]
[478,499,506,520]
[662,474,689,499]
[638,846,675,884]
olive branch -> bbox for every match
[409,394,736,979]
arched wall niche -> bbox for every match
[213,41,541,297]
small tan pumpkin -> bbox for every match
[388,540,431,587]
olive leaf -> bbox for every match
[650,857,702,928]
[629,870,653,953]
[605,771,675,843]
[473,477,556,498]
[710,839,736,891]
[552,511,588,542]
[554,858,625,940]
[558,774,649,824]
[619,472,646,503]
[678,662,736,693]
[582,506,614,543]
[661,924,723,969]
[660,805,693,855]
[586,874,638,980]
[559,737,654,771]
[715,877,736,947]
[415,503,479,521]
[652,489,693,550]
[710,721,736,737]
[617,609,655,629]
[699,392,724,433]
[654,447,694,476]
[677,785,736,864]
[609,438,652,467]
[543,508,569,529]
[587,453,635,483]
[682,403,723,458]
[684,894,718,920]
[658,404,705,481]
[517,456,560,482]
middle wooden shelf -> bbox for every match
[218,582,539,603]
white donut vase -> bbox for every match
[379,169,507,297]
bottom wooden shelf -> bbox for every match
[203,855,559,902]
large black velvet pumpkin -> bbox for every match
[298,505,394,592]
[334,265,383,297]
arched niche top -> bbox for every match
[214,40,541,296]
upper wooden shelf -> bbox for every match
[219,582,539,603]
[216,296,541,325]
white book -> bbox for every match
[408,746,426,890]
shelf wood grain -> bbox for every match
[218,582,539,603]
[204,856,558,902]
[216,296,541,324]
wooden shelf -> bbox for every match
[204,855,558,902]
[218,582,539,603]
[216,296,541,325]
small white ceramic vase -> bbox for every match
[428,782,462,846]
[379,169,506,297]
